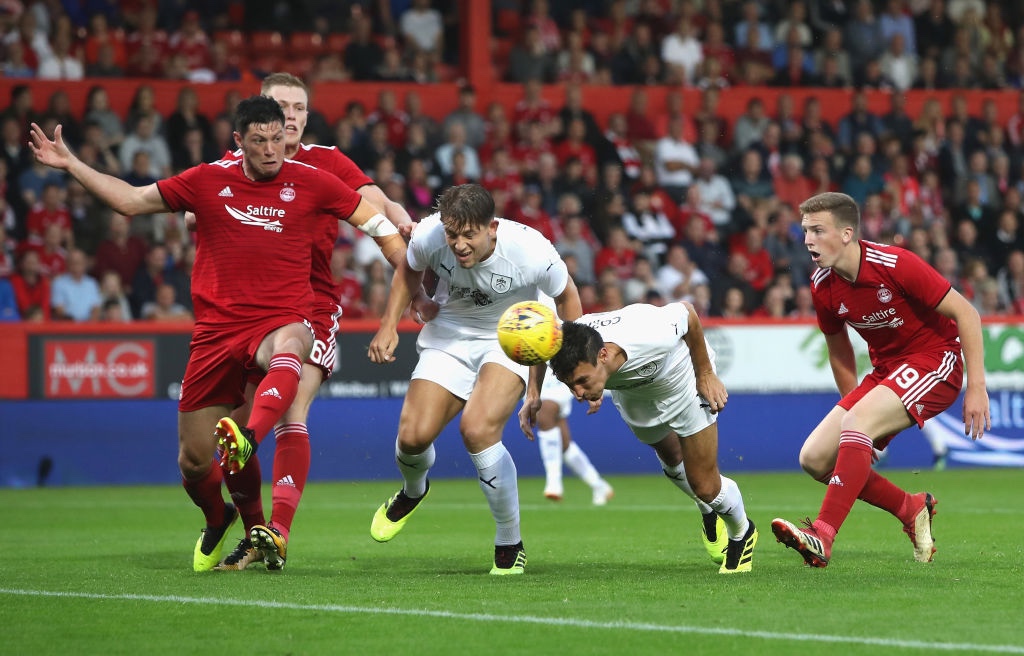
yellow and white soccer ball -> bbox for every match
[497,300,563,366]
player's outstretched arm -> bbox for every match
[358,183,414,231]
[682,301,728,413]
[936,289,990,439]
[29,123,168,216]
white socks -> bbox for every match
[563,442,604,489]
[658,456,714,514]
[706,475,750,540]
[660,457,749,540]
[537,427,563,492]
[396,440,434,498]
[470,442,521,546]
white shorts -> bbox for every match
[540,370,573,418]
[412,336,528,401]
[617,391,718,445]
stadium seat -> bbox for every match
[495,9,521,37]
[213,29,245,51]
[325,33,350,54]
[288,31,325,58]
[248,30,286,59]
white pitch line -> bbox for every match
[2,588,1022,654]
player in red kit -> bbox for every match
[771,192,990,568]
[211,72,431,571]
[28,96,408,572]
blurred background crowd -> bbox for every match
[2,0,1024,324]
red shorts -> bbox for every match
[245,302,341,386]
[179,315,308,412]
[839,350,963,435]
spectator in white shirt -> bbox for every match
[654,115,699,203]
[661,16,703,85]
[36,31,83,80]
[51,248,102,321]
[693,156,736,229]
[399,0,444,56]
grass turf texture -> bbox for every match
[2,469,1022,655]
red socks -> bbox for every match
[182,464,227,526]
[223,453,266,533]
[816,430,875,538]
[270,422,310,542]
[247,354,302,443]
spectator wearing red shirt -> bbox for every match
[508,185,556,244]
[479,147,523,196]
[730,225,775,297]
[93,212,149,289]
[883,153,920,218]
[553,117,597,183]
[702,21,736,79]
[524,0,562,54]
[9,249,51,320]
[83,12,126,69]
[594,225,638,282]
[367,89,409,150]
[25,182,72,245]
[478,115,514,169]
[24,223,68,278]
[330,242,367,320]
[624,87,658,151]
[124,4,167,76]
[512,120,554,179]
[513,79,556,139]
[167,10,211,72]
[605,113,642,181]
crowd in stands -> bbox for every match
[2,0,1024,324]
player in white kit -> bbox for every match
[549,301,758,573]
[367,183,582,575]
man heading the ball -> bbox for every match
[367,183,581,575]
[770,192,989,568]
[550,301,758,574]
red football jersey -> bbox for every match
[157,159,361,324]
[811,240,961,367]
[224,145,373,305]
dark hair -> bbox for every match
[435,183,495,232]
[798,191,860,233]
[234,95,286,136]
[549,321,605,383]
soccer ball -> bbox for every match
[497,300,563,366]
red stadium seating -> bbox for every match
[288,31,325,59]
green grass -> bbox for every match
[3,469,1022,655]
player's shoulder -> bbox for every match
[410,212,446,246]
[496,218,553,250]
[296,142,341,162]
[862,240,903,270]
[810,266,833,291]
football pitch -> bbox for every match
[3,469,1022,655]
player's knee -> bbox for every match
[459,421,501,452]
[688,469,721,501]
[178,449,210,480]
[396,429,434,454]
[798,445,829,478]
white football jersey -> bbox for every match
[576,302,715,428]
[409,213,569,346]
